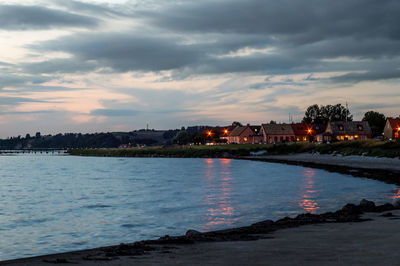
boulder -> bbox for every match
[186,229,202,237]
[392,198,400,209]
[359,199,376,211]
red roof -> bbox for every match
[291,123,312,135]
[387,118,400,129]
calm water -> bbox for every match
[0,155,399,261]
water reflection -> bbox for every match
[203,159,238,230]
[392,188,400,199]
[298,169,320,214]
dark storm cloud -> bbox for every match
[0,110,56,115]
[0,5,99,30]
[144,0,400,41]
[0,97,49,106]
[331,70,400,83]
[90,109,140,117]
[0,73,50,90]
[30,33,203,72]
[52,0,127,17]
[22,0,400,84]
[22,58,98,74]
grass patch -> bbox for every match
[68,140,400,158]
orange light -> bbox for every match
[207,131,212,136]
[224,129,228,134]
[307,128,312,134]
[397,127,400,132]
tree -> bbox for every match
[269,120,277,124]
[231,121,243,127]
[173,130,189,145]
[302,104,352,124]
[362,111,386,137]
[321,104,353,122]
[303,104,321,124]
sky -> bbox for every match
[0,0,399,137]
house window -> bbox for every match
[357,125,363,131]
[338,125,344,131]
[244,137,248,142]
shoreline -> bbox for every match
[2,200,398,265]
[240,153,400,185]
[2,154,400,265]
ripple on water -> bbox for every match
[0,156,398,262]
[84,204,112,209]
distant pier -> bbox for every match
[0,149,68,154]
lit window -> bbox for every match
[244,137,248,142]
[357,125,363,131]
[338,125,344,131]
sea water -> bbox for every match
[0,155,398,261]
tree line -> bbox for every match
[302,103,387,137]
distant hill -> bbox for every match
[0,129,181,149]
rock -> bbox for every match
[186,230,201,237]
[374,203,395,212]
[222,152,233,158]
[341,203,361,214]
[359,199,376,211]
[251,220,274,227]
[392,198,400,208]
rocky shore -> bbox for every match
[3,199,399,265]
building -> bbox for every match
[261,124,295,143]
[383,118,400,140]
[291,123,314,142]
[224,125,262,144]
[323,121,372,141]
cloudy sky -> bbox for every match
[0,0,399,137]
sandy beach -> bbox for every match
[2,154,400,266]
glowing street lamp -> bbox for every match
[224,129,228,135]
[207,130,212,137]
[307,128,312,134]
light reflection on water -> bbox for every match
[391,188,400,199]
[299,169,320,214]
[0,156,399,261]
[203,158,238,230]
